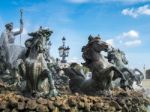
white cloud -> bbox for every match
[122,5,150,18]
[106,39,115,47]
[121,30,139,40]
[118,30,142,47]
[124,39,142,47]
[107,30,142,48]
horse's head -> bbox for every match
[117,49,128,65]
[82,35,109,67]
[110,49,128,65]
[88,36,109,53]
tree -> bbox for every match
[146,69,150,79]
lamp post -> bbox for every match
[58,37,70,63]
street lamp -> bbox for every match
[58,37,70,63]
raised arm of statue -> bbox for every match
[13,19,23,36]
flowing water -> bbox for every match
[148,106,150,112]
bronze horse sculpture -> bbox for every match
[107,48,144,89]
[64,36,126,95]
[18,28,58,97]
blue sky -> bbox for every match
[0,0,150,70]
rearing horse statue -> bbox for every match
[64,35,126,95]
[107,48,144,89]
